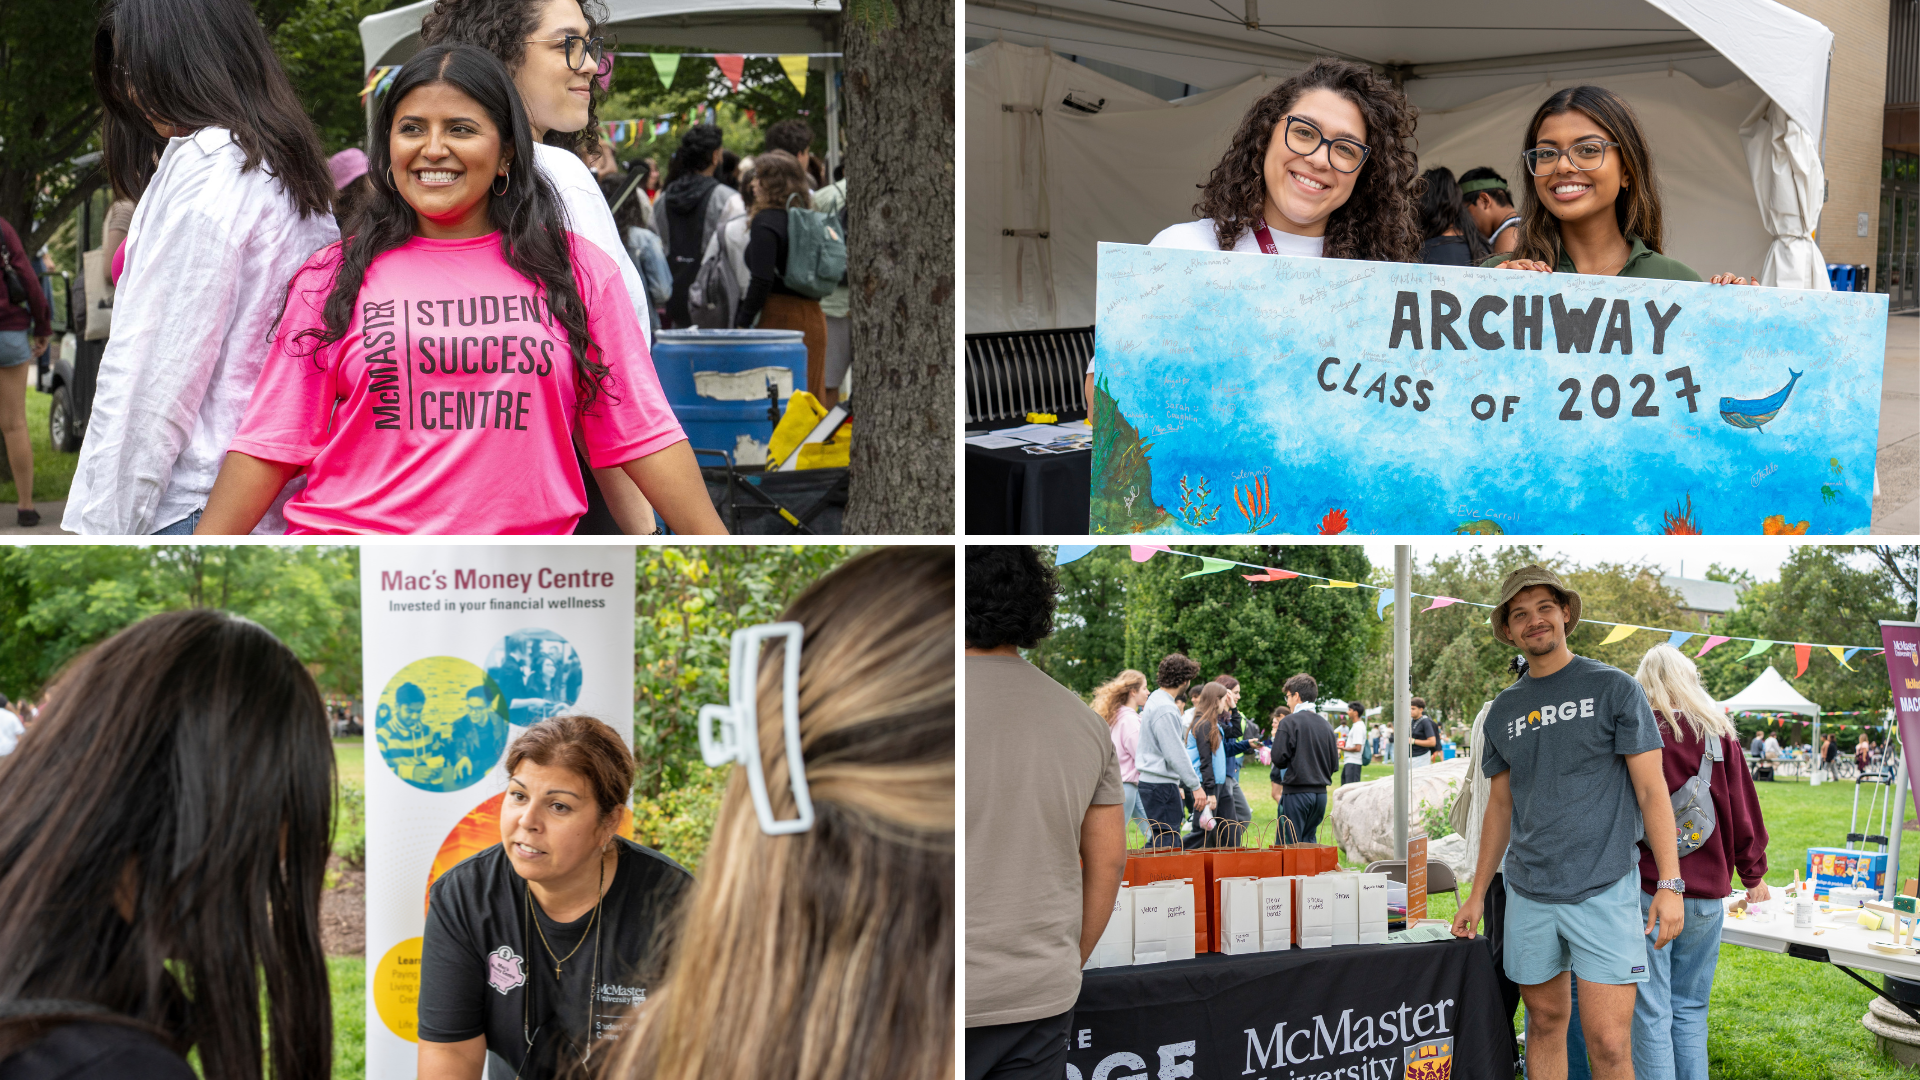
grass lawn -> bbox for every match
[0,387,79,504]
[329,957,365,1080]
[1131,761,1920,1078]
[333,737,363,786]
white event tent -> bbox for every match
[967,0,1835,332]
[360,0,845,170]
[1721,663,1823,776]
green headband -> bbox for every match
[1459,178,1508,196]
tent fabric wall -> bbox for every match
[1742,100,1834,290]
[967,42,1779,332]
[360,0,841,70]
[1720,664,1823,716]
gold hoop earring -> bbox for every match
[386,166,395,190]
[492,170,510,197]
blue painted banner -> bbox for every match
[1090,243,1889,535]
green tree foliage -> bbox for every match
[270,0,404,155]
[0,0,106,249]
[1024,545,1132,697]
[599,47,828,168]
[0,545,361,699]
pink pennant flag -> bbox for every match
[1421,596,1462,612]
[715,54,746,91]
[1241,567,1299,582]
[1695,635,1731,658]
[1129,544,1170,563]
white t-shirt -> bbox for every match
[0,708,22,756]
[533,143,651,351]
[1343,719,1368,765]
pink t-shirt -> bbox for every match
[232,231,686,534]
[1112,705,1141,784]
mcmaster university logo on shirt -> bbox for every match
[1507,698,1596,740]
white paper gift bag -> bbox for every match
[1259,876,1292,951]
[1327,873,1359,945]
[1296,876,1334,949]
[1085,885,1133,969]
[1217,876,1261,955]
[1131,883,1170,966]
[1358,873,1390,944]
[1164,879,1197,962]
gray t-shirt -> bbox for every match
[1480,654,1662,904]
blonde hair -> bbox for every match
[1635,644,1734,744]
[1090,669,1147,725]
[604,548,953,1080]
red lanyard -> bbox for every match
[1254,224,1281,255]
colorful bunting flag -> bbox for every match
[779,54,809,96]
[1666,629,1694,648]
[715,54,746,91]
[1695,635,1730,658]
[1241,568,1298,582]
[1843,647,1865,665]
[1421,597,1462,612]
[651,53,681,89]
[1794,643,1812,679]
[1828,645,1855,671]
[1599,624,1640,646]
[359,66,392,102]
[1055,544,1096,566]
[1181,558,1235,579]
[1311,580,1360,589]
[1740,639,1775,659]
[1129,544,1169,563]
[1376,592,1394,619]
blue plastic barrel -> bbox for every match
[651,329,808,466]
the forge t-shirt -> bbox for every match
[231,232,686,534]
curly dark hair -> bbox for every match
[965,546,1056,650]
[1156,653,1199,690]
[419,0,607,160]
[1282,672,1318,703]
[1194,57,1420,262]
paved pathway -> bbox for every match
[0,500,65,536]
[1875,312,1919,535]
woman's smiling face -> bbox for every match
[389,81,510,238]
[515,0,596,138]
[500,759,614,884]
[1261,87,1367,236]
[1531,109,1626,227]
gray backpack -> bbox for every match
[1641,737,1721,858]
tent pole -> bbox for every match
[1394,545,1411,860]
[1889,748,1907,902]
[825,55,841,181]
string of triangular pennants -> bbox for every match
[362,51,840,105]
[1057,544,1887,682]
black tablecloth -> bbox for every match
[1069,937,1514,1080]
[964,413,1091,534]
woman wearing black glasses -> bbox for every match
[1487,85,1752,286]
[421,0,664,535]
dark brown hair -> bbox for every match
[1511,85,1666,265]
[419,0,609,158]
[1195,57,1420,261]
[1283,672,1319,702]
[1157,653,1200,690]
[506,713,635,821]
[0,610,334,1079]
[1190,682,1227,754]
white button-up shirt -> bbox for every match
[64,126,339,535]
[534,142,650,350]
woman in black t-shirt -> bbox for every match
[417,715,691,1080]
[1417,166,1488,266]
[0,609,336,1080]
[733,150,827,395]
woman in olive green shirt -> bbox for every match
[1484,84,1752,287]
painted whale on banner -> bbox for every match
[1719,369,1803,430]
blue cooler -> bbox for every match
[652,329,807,466]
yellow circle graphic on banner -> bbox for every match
[374,936,424,1042]
[377,657,508,792]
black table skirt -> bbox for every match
[964,413,1091,534]
[1068,937,1514,1080]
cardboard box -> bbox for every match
[1259,875,1293,951]
[1218,876,1262,955]
[1130,883,1171,965]
[1807,847,1888,898]
[1085,885,1132,970]
[1165,879,1197,961]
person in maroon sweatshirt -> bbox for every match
[1568,642,1769,1080]
[0,216,49,527]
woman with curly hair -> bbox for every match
[1486,85,1752,287]
[1091,669,1150,833]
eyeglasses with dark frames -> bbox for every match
[1523,140,1621,176]
[1278,115,1369,174]
[525,34,615,76]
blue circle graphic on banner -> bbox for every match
[377,657,509,792]
[484,629,583,725]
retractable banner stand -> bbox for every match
[362,546,635,1079]
[1089,244,1888,535]
[1886,621,1920,824]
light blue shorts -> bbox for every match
[1503,869,1650,987]
[0,330,31,369]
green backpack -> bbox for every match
[782,193,847,300]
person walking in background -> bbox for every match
[600,169,671,336]
[1417,166,1488,266]
[1562,643,1769,1080]
[732,151,827,395]
[1212,674,1257,832]
[68,0,339,536]
[1458,166,1521,255]
[1820,732,1838,780]
[659,124,743,328]
[1858,733,1873,773]
[1268,674,1337,844]
[1339,701,1368,785]
[0,215,49,528]
[965,547,1124,1080]
[1406,696,1439,767]
[1092,669,1150,837]
[1184,682,1230,847]
[1764,732,1782,762]
[1138,654,1205,848]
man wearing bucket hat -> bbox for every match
[1459,166,1521,255]
[1452,565,1685,1080]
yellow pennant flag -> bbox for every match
[1311,580,1360,589]
[778,55,808,97]
[1828,645,1855,671]
[1598,624,1640,646]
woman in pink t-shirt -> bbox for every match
[1091,668,1149,836]
[197,44,723,535]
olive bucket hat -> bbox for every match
[1490,565,1582,647]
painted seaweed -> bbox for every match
[1089,375,1169,532]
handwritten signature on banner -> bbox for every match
[1089,243,1889,536]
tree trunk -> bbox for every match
[839,0,954,534]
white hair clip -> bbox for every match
[698,622,814,835]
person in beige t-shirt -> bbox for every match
[965,546,1125,1080]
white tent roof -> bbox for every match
[1720,664,1822,717]
[361,0,842,71]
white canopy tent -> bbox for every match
[966,0,1834,332]
[360,0,844,169]
[1721,664,1822,717]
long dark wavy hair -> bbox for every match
[419,0,608,159]
[1418,166,1489,262]
[1511,85,1667,266]
[92,0,333,215]
[289,43,612,409]
[0,609,335,1080]
[1195,58,1421,262]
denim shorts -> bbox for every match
[0,330,31,369]
[1502,868,1650,986]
